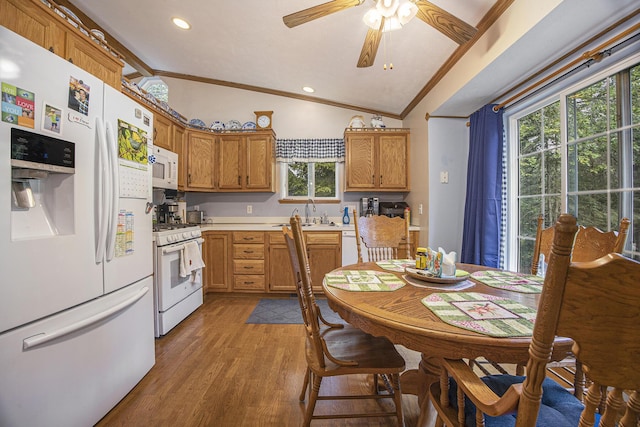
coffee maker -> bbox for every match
[359,197,379,217]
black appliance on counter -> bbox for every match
[379,202,410,218]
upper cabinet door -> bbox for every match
[153,113,173,151]
[218,135,243,190]
[378,134,409,190]
[245,133,273,191]
[186,131,216,190]
[345,134,376,190]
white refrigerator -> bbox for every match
[0,27,155,426]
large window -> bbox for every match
[511,58,640,271]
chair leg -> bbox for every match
[299,367,310,402]
[303,374,322,427]
[391,373,405,427]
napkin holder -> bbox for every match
[438,247,457,277]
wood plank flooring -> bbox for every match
[96,294,420,426]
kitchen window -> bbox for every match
[508,56,640,271]
[276,138,344,200]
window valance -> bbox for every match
[275,138,344,163]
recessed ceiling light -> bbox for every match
[172,17,191,30]
[302,86,315,93]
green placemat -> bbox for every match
[324,270,406,291]
[422,292,536,337]
[471,270,544,293]
[376,259,415,272]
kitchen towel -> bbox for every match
[180,241,205,281]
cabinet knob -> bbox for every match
[48,46,55,53]
[68,58,74,64]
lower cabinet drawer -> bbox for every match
[233,259,265,274]
[234,275,265,291]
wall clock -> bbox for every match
[254,111,273,129]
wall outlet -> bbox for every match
[440,171,449,184]
[246,205,253,214]
[193,205,199,211]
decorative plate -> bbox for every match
[91,29,105,42]
[242,121,256,130]
[404,267,470,284]
[348,115,366,128]
[58,6,82,25]
[189,119,206,128]
[226,120,242,130]
[210,121,225,130]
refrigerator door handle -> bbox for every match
[95,117,110,264]
[22,286,150,350]
[104,121,120,262]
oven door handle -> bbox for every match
[161,238,204,255]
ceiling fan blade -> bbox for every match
[415,0,478,44]
[357,25,383,68]
[283,0,364,28]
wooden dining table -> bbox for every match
[322,261,573,427]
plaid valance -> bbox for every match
[275,138,344,163]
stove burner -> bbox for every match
[153,223,195,232]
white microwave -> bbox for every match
[150,146,178,190]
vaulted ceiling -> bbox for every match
[62,0,639,119]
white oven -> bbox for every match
[153,225,204,337]
[150,146,178,190]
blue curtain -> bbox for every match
[460,104,504,267]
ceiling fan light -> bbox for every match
[397,2,418,25]
[362,8,382,30]
[375,0,399,18]
[383,16,402,32]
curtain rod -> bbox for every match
[492,19,640,112]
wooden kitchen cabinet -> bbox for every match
[202,231,230,292]
[0,0,123,88]
[267,232,295,292]
[306,232,341,292]
[217,131,275,192]
[185,130,216,191]
[268,230,341,293]
[232,232,266,292]
[153,113,173,151]
[173,125,186,190]
[344,129,410,191]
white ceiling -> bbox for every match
[66,0,639,118]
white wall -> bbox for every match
[425,119,469,254]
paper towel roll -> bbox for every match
[177,201,187,223]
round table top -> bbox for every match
[322,262,573,364]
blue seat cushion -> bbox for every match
[447,375,594,427]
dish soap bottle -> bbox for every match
[342,206,350,225]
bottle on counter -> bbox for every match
[342,206,350,225]
[416,247,427,269]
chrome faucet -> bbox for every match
[305,199,316,224]
[291,207,299,217]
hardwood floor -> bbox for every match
[96,294,420,426]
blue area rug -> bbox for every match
[246,298,345,324]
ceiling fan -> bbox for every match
[283,0,478,68]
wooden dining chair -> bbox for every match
[529,215,631,399]
[531,215,630,275]
[353,209,411,263]
[429,213,640,427]
[284,215,406,427]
